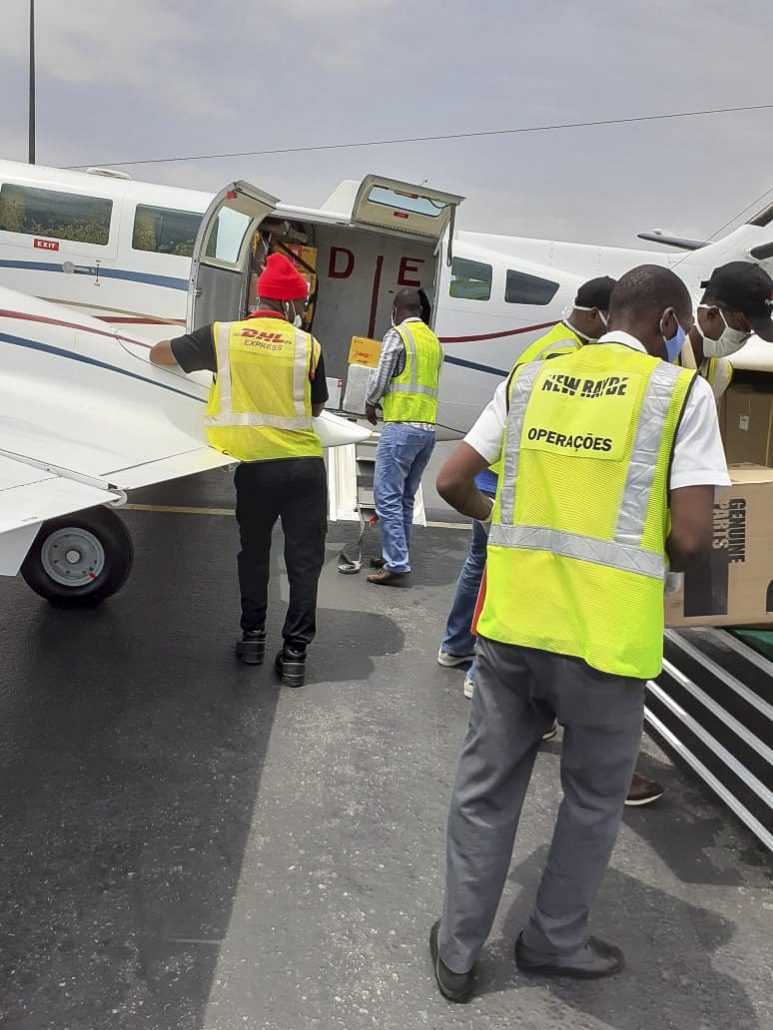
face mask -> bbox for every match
[662,315,686,363]
[567,305,608,340]
[284,302,303,328]
[696,305,751,358]
[390,309,398,328]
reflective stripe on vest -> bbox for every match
[479,344,695,679]
[204,318,322,462]
[204,321,313,432]
[515,322,584,364]
[492,357,685,580]
[382,321,442,423]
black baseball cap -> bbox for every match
[575,276,617,311]
[701,261,773,342]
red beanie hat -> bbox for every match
[257,253,308,301]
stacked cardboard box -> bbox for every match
[722,384,773,467]
[665,464,773,628]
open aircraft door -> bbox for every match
[350,175,464,261]
[188,180,279,330]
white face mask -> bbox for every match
[696,305,752,358]
[284,301,304,328]
[564,305,608,340]
[390,308,398,328]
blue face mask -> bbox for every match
[663,318,686,363]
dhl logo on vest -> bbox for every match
[236,327,291,353]
[521,367,643,461]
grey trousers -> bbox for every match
[438,635,645,973]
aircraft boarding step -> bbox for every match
[327,434,426,527]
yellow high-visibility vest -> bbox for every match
[382,321,443,423]
[514,321,585,365]
[675,345,732,403]
[490,322,585,475]
[204,317,322,462]
[478,343,696,679]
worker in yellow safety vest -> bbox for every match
[150,253,328,687]
[677,261,773,400]
[428,265,728,999]
[364,288,445,585]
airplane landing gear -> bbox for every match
[21,506,134,606]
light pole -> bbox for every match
[29,0,36,164]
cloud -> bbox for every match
[0,0,215,116]
[264,0,396,17]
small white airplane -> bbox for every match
[0,286,370,605]
[2,158,773,433]
[1,158,773,606]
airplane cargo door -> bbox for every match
[350,175,464,251]
[187,181,278,330]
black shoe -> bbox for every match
[515,932,625,980]
[429,921,474,1003]
[236,629,266,665]
[275,646,306,688]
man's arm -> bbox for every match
[311,346,328,418]
[667,485,714,571]
[437,442,494,521]
[437,381,507,519]
[150,326,217,373]
[365,330,403,425]
[667,375,729,571]
[149,340,178,367]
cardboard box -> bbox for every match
[723,385,773,467]
[665,465,773,628]
[348,336,381,369]
[277,242,317,272]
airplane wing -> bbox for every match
[0,288,370,573]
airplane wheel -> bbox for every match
[21,507,134,607]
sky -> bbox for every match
[2,0,773,249]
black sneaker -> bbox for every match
[429,921,474,1003]
[236,629,266,665]
[275,646,306,688]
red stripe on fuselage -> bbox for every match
[438,320,556,344]
[0,309,153,349]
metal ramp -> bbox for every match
[647,628,773,852]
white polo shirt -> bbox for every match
[465,331,730,490]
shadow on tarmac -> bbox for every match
[473,845,760,1030]
[0,510,402,1030]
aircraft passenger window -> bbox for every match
[505,269,559,305]
[449,257,492,301]
[132,205,202,257]
[0,183,112,245]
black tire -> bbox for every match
[21,506,134,607]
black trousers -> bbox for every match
[234,457,327,649]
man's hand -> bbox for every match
[365,403,379,426]
[149,340,178,367]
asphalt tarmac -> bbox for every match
[0,466,770,1030]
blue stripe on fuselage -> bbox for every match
[0,259,188,291]
[443,354,509,377]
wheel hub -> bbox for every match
[40,528,106,588]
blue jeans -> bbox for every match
[440,499,492,661]
[374,423,436,573]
